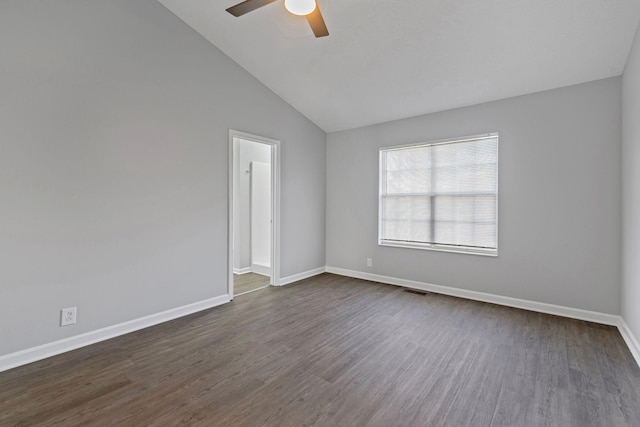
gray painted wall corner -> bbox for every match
[0,0,327,356]
[326,77,623,315]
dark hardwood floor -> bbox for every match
[1,273,639,426]
[234,272,270,295]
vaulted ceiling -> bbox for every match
[158,0,640,132]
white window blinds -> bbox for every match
[379,134,498,255]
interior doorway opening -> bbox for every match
[228,130,280,298]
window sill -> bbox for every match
[379,241,498,257]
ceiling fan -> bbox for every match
[226,0,329,38]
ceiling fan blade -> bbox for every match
[306,4,329,38]
[226,0,278,17]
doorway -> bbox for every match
[228,130,280,298]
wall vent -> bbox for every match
[404,288,431,296]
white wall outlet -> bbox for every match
[60,307,77,326]
[366,258,373,267]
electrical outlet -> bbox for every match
[366,258,373,267]
[60,307,77,326]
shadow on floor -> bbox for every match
[234,272,269,295]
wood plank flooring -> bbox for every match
[1,273,639,426]
[234,272,270,295]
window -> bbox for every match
[379,134,498,256]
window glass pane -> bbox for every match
[434,195,496,223]
[381,195,431,242]
[385,169,431,194]
[434,163,497,194]
[379,135,498,253]
[433,222,497,249]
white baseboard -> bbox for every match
[4,269,638,373]
[251,263,270,277]
[618,318,640,368]
[278,266,326,286]
[233,267,251,275]
[325,266,620,325]
[0,294,230,373]
[326,266,640,368]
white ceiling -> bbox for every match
[158,0,640,133]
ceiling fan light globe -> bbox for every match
[284,0,316,16]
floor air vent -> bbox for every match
[404,288,430,296]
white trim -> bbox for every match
[326,266,639,369]
[235,285,270,296]
[0,294,230,373]
[228,130,281,295]
[379,241,498,257]
[228,133,235,298]
[278,267,326,286]
[327,267,640,367]
[326,266,619,325]
[618,318,640,368]
[379,132,500,151]
[251,263,271,277]
[4,272,639,373]
[233,267,251,275]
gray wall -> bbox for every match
[623,27,640,340]
[0,0,326,356]
[327,78,622,314]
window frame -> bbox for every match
[378,133,499,257]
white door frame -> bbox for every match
[228,129,281,299]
